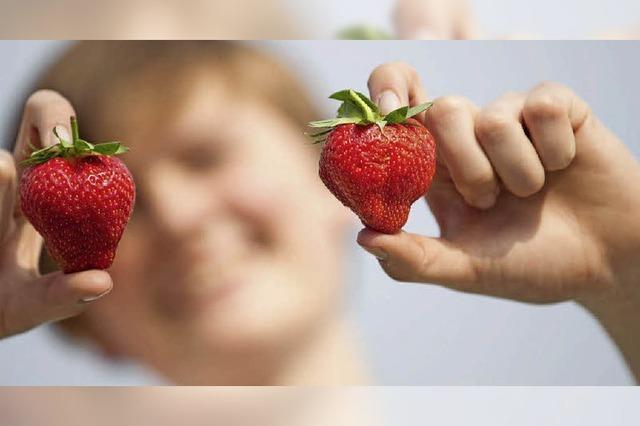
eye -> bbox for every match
[177,144,222,172]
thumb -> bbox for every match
[357,228,476,288]
[1,270,112,338]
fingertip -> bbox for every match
[69,270,113,296]
[358,229,429,282]
[48,270,113,304]
[356,228,386,260]
[367,62,412,107]
[377,90,402,115]
[357,227,392,247]
[0,150,17,182]
[357,227,407,260]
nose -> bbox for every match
[145,164,217,237]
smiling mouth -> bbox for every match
[155,259,250,317]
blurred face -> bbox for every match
[393,0,464,39]
[83,72,350,377]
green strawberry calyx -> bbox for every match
[337,25,392,40]
[307,89,432,143]
[21,116,129,166]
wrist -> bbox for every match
[578,233,640,318]
[579,274,640,325]
[578,277,640,382]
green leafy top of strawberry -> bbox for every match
[337,25,392,40]
[308,89,432,143]
[21,116,129,166]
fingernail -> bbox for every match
[51,125,70,146]
[377,91,401,115]
[360,245,388,260]
[79,287,112,304]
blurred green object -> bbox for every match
[337,25,392,40]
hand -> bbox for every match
[0,90,113,339]
[362,63,640,378]
[393,0,479,40]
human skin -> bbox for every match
[0,388,381,426]
[360,62,640,381]
[0,0,304,39]
[393,0,479,39]
[0,90,113,338]
[84,73,364,384]
[0,68,366,385]
[393,0,639,40]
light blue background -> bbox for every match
[381,387,640,425]
[296,0,640,39]
[0,40,639,384]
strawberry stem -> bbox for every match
[71,116,80,141]
[307,89,434,144]
[20,116,130,166]
[349,90,377,123]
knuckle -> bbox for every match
[544,145,576,171]
[428,96,467,124]
[388,61,411,71]
[534,80,562,91]
[403,63,420,83]
[524,93,566,121]
[459,168,496,193]
[511,169,545,197]
[533,81,573,96]
[475,111,512,142]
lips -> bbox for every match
[152,249,251,318]
[150,221,269,315]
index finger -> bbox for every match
[13,90,76,165]
[9,90,76,266]
[367,62,429,117]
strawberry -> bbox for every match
[20,117,135,274]
[309,90,436,234]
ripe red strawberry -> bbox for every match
[309,90,436,234]
[20,117,135,273]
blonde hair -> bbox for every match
[36,41,318,139]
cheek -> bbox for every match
[221,144,348,268]
[244,145,319,209]
[222,166,315,253]
[87,221,158,344]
